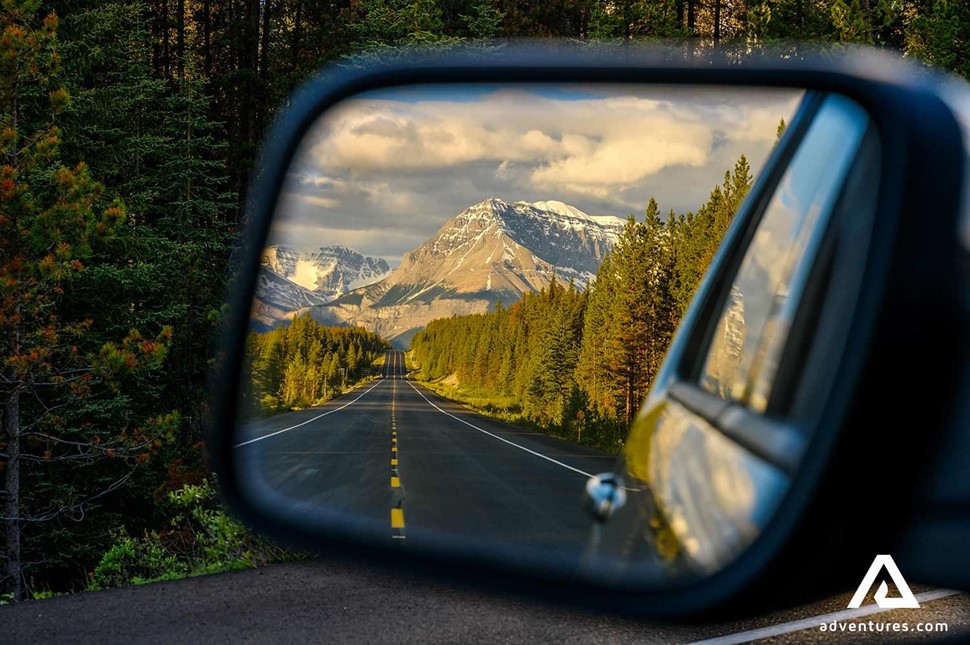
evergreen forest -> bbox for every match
[243,317,388,415]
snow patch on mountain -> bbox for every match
[255,245,391,315]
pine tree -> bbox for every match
[575,250,621,417]
[461,0,506,40]
[1,3,173,600]
[905,0,970,80]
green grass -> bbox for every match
[412,373,625,455]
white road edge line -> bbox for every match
[234,378,385,448]
[406,379,594,478]
[685,588,961,645]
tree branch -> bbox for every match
[0,469,137,523]
[20,431,156,455]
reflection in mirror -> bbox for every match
[233,83,817,582]
[700,95,870,411]
[596,400,790,576]
[603,94,876,579]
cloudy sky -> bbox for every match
[270,84,802,265]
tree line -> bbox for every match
[3,0,970,601]
[411,156,752,451]
[242,316,388,415]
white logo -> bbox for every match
[848,554,920,609]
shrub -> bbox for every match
[87,478,300,590]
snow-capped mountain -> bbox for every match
[298,198,624,346]
[253,245,391,322]
[375,197,622,301]
[261,245,391,299]
[255,267,332,311]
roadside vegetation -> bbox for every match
[84,479,302,591]
[411,157,753,453]
[3,0,970,603]
[0,478,301,602]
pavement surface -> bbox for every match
[2,558,968,644]
[235,349,616,553]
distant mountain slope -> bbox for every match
[295,199,624,346]
[253,245,391,323]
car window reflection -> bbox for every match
[700,96,869,411]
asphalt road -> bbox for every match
[6,349,968,643]
[3,558,967,644]
[235,350,616,553]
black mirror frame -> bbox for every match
[209,44,969,617]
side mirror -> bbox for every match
[211,46,970,617]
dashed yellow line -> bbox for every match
[389,351,405,538]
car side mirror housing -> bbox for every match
[210,45,970,617]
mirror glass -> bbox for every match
[232,83,871,585]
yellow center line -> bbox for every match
[390,354,403,534]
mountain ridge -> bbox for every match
[290,198,623,346]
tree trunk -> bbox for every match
[3,85,22,603]
[291,0,303,73]
[623,0,631,40]
[162,0,170,80]
[151,0,161,76]
[291,0,302,73]
[3,385,21,602]
[258,0,272,134]
[713,0,721,46]
[687,0,696,34]
[202,0,212,79]
[177,0,185,82]
[626,376,634,426]
[261,0,272,83]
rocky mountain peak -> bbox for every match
[259,199,625,346]
[254,244,391,320]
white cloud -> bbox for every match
[298,194,341,209]
[306,88,799,208]
[272,86,802,259]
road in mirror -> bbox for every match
[233,83,805,578]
